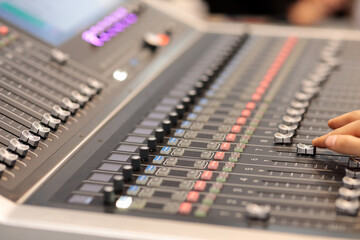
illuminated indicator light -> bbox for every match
[158,34,170,46]
[220,142,231,151]
[214,152,225,160]
[201,171,213,180]
[241,109,251,117]
[251,93,261,102]
[231,125,241,134]
[113,69,128,81]
[236,117,246,125]
[246,102,256,110]
[260,81,269,88]
[187,191,199,202]
[208,161,219,170]
[116,196,133,209]
[226,133,236,142]
[194,181,206,191]
[256,87,265,94]
[179,202,192,215]
[0,26,9,35]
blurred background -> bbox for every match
[165,0,360,29]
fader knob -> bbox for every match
[147,137,157,152]
[168,112,178,126]
[175,105,185,118]
[122,165,133,182]
[181,97,191,111]
[155,128,165,142]
[194,82,204,95]
[113,175,124,193]
[162,120,171,134]
[103,186,115,205]
[187,90,197,104]
[139,146,149,162]
[131,155,141,171]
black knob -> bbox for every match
[103,186,115,205]
[147,137,157,152]
[140,146,149,161]
[205,69,215,80]
[181,97,191,111]
[131,155,141,171]
[113,175,124,194]
[187,90,197,104]
[155,128,165,142]
[194,82,204,95]
[169,112,178,126]
[200,75,210,87]
[162,120,171,134]
[122,165,133,182]
[175,105,185,118]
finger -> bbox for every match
[324,134,360,156]
[312,120,360,147]
[328,110,360,130]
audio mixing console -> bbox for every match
[0,0,360,239]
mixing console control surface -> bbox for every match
[0,1,360,239]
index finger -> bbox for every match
[328,110,360,130]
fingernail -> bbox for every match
[325,135,337,148]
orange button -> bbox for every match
[231,125,242,134]
[220,142,230,151]
[246,102,256,110]
[179,202,192,215]
[201,171,213,180]
[226,133,236,142]
[241,109,251,117]
[251,93,261,101]
[187,191,199,202]
[208,161,219,170]
[194,180,206,191]
[0,26,9,35]
[214,151,225,160]
[236,117,247,125]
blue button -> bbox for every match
[145,165,156,174]
[193,105,203,113]
[187,113,197,121]
[181,121,191,129]
[174,129,185,137]
[206,90,214,97]
[167,137,179,146]
[199,98,208,105]
[160,146,171,155]
[136,175,149,185]
[153,155,165,164]
[127,185,140,196]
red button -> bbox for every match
[194,180,206,191]
[260,81,269,88]
[236,117,246,125]
[201,171,213,180]
[256,87,265,94]
[220,142,230,151]
[226,133,236,142]
[231,125,241,134]
[214,151,225,160]
[246,102,256,110]
[179,202,192,215]
[251,93,261,101]
[208,161,219,170]
[0,26,9,35]
[187,191,199,202]
[241,109,251,117]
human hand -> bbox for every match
[288,0,348,25]
[312,111,360,156]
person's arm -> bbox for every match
[312,111,360,156]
